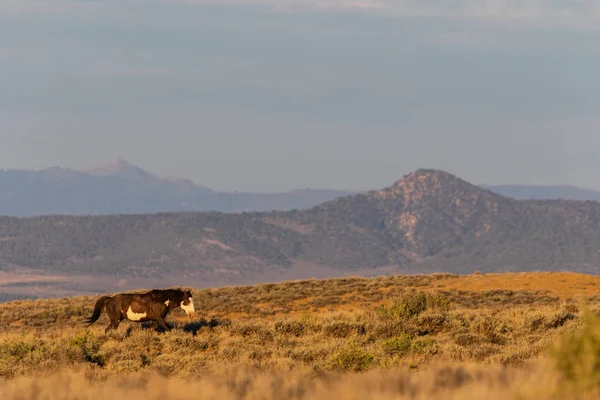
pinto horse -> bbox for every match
[85,288,195,333]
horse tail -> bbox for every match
[85,295,111,325]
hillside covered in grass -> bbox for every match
[2,272,600,399]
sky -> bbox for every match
[1,1,600,192]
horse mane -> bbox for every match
[146,288,184,303]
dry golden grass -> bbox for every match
[439,271,600,299]
[1,271,600,399]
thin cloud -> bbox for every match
[1,0,599,28]
[166,0,600,20]
[86,63,172,79]
[385,1,600,22]
[167,0,384,10]
[0,0,109,16]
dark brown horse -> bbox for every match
[85,288,195,333]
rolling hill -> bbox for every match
[2,168,600,300]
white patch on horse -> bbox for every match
[126,306,147,321]
[180,297,195,317]
[164,300,170,306]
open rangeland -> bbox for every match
[1,271,600,399]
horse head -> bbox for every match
[180,289,195,319]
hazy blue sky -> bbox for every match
[1,1,600,192]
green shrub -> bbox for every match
[375,291,450,321]
[382,334,412,356]
[69,330,105,366]
[329,344,375,372]
[551,308,600,390]
[412,337,437,354]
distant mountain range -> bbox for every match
[0,159,353,216]
[481,184,600,202]
[1,159,600,217]
[2,168,600,301]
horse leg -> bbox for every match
[105,317,121,334]
[156,316,171,332]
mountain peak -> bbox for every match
[94,158,135,170]
[372,168,476,203]
[393,168,461,186]
[85,158,155,180]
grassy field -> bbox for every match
[1,271,600,399]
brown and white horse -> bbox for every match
[85,288,195,333]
